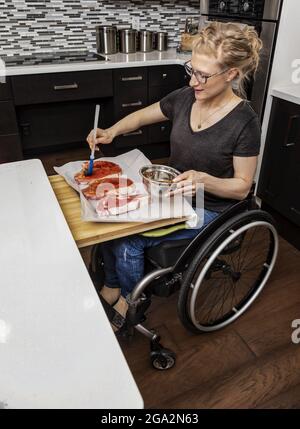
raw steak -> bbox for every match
[96,194,149,216]
[82,177,135,200]
[74,160,122,185]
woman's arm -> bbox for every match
[172,156,258,200]
[87,102,167,149]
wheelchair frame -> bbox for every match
[90,195,279,370]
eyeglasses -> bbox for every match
[184,61,229,85]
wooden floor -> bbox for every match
[39,148,300,409]
[114,237,300,409]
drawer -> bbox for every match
[114,87,147,119]
[0,78,13,101]
[148,121,171,144]
[0,101,18,134]
[0,134,23,163]
[148,65,185,87]
[19,99,110,150]
[114,67,147,90]
[11,70,113,105]
[114,127,148,149]
[149,84,179,104]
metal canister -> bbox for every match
[138,30,153,52]
[96,25,117,55]
[119,29,137,54]
[156,32,168,51]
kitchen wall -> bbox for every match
[0,0,199,56]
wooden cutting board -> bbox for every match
[48,174,187,248]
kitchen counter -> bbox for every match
[4,49,190,76]
[271,83,300,106]
[0,159,143,409]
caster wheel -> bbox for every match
[151,349,176,370]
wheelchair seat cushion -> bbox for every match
[145,238,192,268]
[141,222,186,238]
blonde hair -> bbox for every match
[193,21,263,98]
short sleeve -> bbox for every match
[159,87,187,121]
[233,116,261,157]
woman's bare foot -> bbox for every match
[100,285,121,305]
[111,296,128,332]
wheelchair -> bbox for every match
[89,191,279,370]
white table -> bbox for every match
[0,159,143,409]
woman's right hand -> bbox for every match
[86,128,115,151]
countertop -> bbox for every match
[271,83,300,106]
[0,159,143,409]
[4,49,190,76]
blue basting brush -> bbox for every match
[86,104,100,176]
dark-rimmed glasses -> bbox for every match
[184,61,229,84]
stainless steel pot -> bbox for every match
[119,29,137,53]
[96,25,117,55]
[138,30,153,52]
[156,32,168,51]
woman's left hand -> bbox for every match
[170,170,207,196]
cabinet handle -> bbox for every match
[53,83,78,91]
[162,73,167,79]
[121,76,143,81]
[121,101,143,108]
[123,130,143,137]
[291,207,300,216]
[285,114,300,148]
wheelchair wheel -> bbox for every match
[89,244,105,292]
[178,210,279,333]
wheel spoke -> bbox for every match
[199,279,227,323]
[237,227,257,271]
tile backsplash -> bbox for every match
[0,0,199,56]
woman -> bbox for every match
[86,22,263,328]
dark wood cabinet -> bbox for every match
[257,97,300,226]
[4,64,187,162]
[11,70,114,155]
[113,64,186,156]
[257,97,300,248]
[0,78,22,163]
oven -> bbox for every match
[199,0,283,121]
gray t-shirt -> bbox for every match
[160,86,261,212]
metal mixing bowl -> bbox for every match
[139,164,181,197]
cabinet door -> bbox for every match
[257,97,300,226]
[0,78,13,101]
[19,100,111,150]
[0,101,19,134]
[0,134,23,163]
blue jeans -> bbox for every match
[100,209,220,298]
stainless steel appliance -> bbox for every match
[96,25,117,55]
[199,0,283,121]
[119,29,137,54]
[138,30,154,52]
